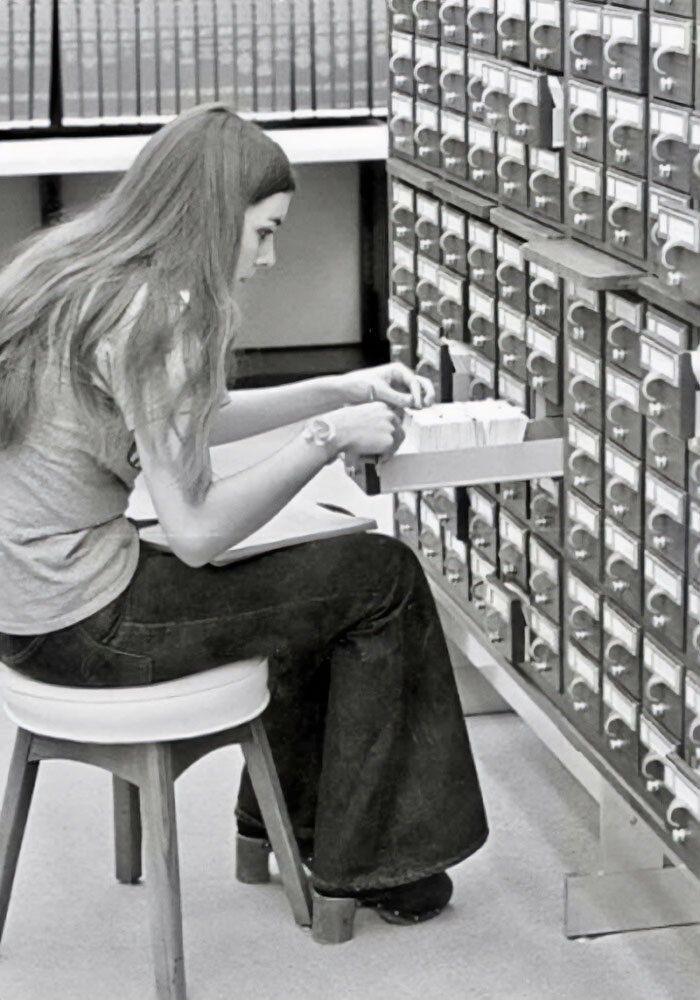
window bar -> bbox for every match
[270,0,277,110]
[231,0,238,109]
[290,0,297,112]
[154,0,162,115]
[193,0,201,104]
[115,0,123,116]
[252,0,259,113]
[365,0,372,112]
[28,0,36,121]
[8,0,15,120]
[309,0,317,111]
[329,0,337,108]
[134,0,142,117]
[75,0,84,117]
[95,0,103,119]
[348,0,355,108]
[173,0,181,113]
[50,0,63,127]
[212,0,219,99]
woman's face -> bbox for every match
[235,192,293,283]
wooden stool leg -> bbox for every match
[137,744,186,1000]
[0,729,39,943]
[113,776,142,884]
[240,718,312,928]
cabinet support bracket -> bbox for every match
[565,785,700,937]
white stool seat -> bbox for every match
[0,657,270,744]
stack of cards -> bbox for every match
[402,401,530,452]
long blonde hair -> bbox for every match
[0,104,295,499]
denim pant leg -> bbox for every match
[4,533,489,891]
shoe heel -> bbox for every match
[311,888,357,944]
[235,833,271,884]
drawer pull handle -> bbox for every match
[641,373,667,417]
[667,801,690,843]
[568,107,592,140]
[646,676,669,717]
[604,637,631,668]
[605,554,631,592]
[568,524,591,554]
[567,676,590,712]
[566,301,589,341]
[646,585,670,617]
[527,278,559,307]
[606,319,631,352]
[530,637,552,671]
[528,169,556,206]
[652,46,681,87]
[647,508,672,550]
[660,241,687,287]
[605,475,629,505]
[530,22,555,61]
[439,0,464,23]
[497,329,520,353]
[641,752,665,785]
[569,375,594,414]
[496,260,521,286]
[608,118,640,154]
[570,29,595,61]
[567,448,591,485]
[605,713,629,748]
[608,200,633,242]
[467,243,492,272]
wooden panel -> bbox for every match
[523,237,643,290]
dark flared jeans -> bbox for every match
[0,533,488,892]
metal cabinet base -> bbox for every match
[565,786,700,938]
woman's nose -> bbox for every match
[256,242,276,268]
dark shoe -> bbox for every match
[317,872,453,926]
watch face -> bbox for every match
[304,417,336,447]
[314,418,334,443]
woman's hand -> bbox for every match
[337,363,435,410]
[329,401,405,460]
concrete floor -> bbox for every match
[1,713,699,1000]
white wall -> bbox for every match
[234,162,362,348]
[0,177,42,265]
[3,163,363,349]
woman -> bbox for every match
[0,105,488,923]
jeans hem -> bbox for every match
[309,826,490,895]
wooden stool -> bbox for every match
[0,658,312,1000]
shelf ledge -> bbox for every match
[0,123,389,176]
[523,236,643,291]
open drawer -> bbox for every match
[345,418,564,495]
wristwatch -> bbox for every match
[303,416,337,460]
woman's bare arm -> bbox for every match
[209,375,349,445]
[137,401,402,567]
[209,363,435,445]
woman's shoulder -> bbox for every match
[95,282,196,430]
